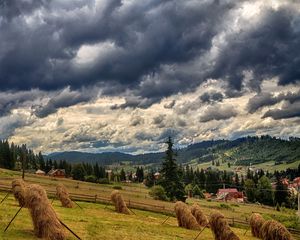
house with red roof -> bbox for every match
[217,188,244,202]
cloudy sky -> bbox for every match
[1,0,300,154]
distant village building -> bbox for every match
[154,172,160,180]
[35,169,45,176]
[47,169,66,178]
[293,177,300,189]
[217,188,244,202]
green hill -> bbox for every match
[46,136,300,167]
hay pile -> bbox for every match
[26,184,65,240]
[110,190,130,214]
[56,184,74,208]
[11,180,65,240]
[250,213,265,238]
[209,211,240,240]
[260,220,293,240]
[174,201,201,230]
[12,179,27,207]
[190,203,209,227]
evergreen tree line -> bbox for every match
[118,167,144,182]
[0,140,45,171]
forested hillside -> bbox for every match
[46,136,300,166]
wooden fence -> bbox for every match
[1,184,300,238]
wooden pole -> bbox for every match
[161,216,170,225]
[4,206,23,232]
[58,219,82,240]
[73,200,83,210]
[129,208,136,215]
[0,192,9,204]
[194,223,209,240]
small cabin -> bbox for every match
[217,188,244,202]
[47,169,66,178]
[35,169,45,176]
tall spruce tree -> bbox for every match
[159,137,185,201]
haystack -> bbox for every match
[26,184,65,240]
[12,179,27,207]
[260,220,293,240]
[249,213,265,238]
[56,184,74,208]
[190,203,209,227]
[110,190,130,214]
[209,211,240,240]
[174,201,201,230]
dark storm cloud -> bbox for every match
[0,0,48,20]
[211,7,300,91]
[163,100,176,109]
[34,87,98,118]
[247,90,300,113]
[0,0,235,94]
[0,0,300,114]
[200,105,237,122]
[199,91,224,104]
[0,114,33,139]
[262,102,300,120]
[111,96,158,109]
[0,89,44,117]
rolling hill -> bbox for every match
[46,136,300,167]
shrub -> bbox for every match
[85,175,97,183]
[192,185,205,199]
[98,178,110,184]
[219,203,234,211]
[149,185,167,201]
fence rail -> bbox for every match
[1,185,299,238]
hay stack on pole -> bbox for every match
[26,184,66,240]
[110,190,130,214]
[12,179,27,207]
[174,201,201,230]
[190,203,209,227]
[260,220,293,240]
[56,184,74,208]
[249,213,265,238]
[209,211,240,240]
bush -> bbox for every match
[112,185,122,190]
[149,185,167,201]
[98,178,110,184]
[85,175,97,183]
[219,203,234,211]
[192,185,205,199]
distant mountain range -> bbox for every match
[46,136,300,166]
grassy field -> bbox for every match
[190,159,300,175]
[0,191,259,240]
[0,168,299,239]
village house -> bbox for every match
[154,172,161,180]
[216,188,244,202]
[35,169,45,176]
[47,169,66,178]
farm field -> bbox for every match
[0,191,259,240]
[0,168,299,239]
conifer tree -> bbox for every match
[159,137,185,201]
